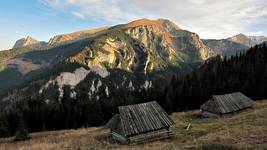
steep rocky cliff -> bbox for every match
[120,19,214,62]
[68,19,215,74]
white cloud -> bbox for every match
[39,0,267,39]
[71,11,85,19]
[40,0,139,22]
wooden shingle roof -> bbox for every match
[118,101,174,136]
[201,92,255,114]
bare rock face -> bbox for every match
[172,30,215,61]
[68,19,215,74]
[121,19,214,62]
[68,34,141,73]
[123,22,181,73]
[13,36,46,49]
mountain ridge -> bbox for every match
[227,33,267,47]
[203,33,267,56]
[48,26,111,46]
[1,18,213,97]
[11,20,267,53]
[2,18,267,98]
[13,36,46,49]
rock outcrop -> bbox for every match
[13,36,46,49]
[68,19,215,74]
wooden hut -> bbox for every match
[200,92,255,117]
[109,101,174,144]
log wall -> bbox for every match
[129,128,171,144]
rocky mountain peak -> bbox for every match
[13,36,46,49]
[159,19,180,33]
[66,18,215,76]
[118,18,180,34]
[25,36,35,41]
[120,18,164,28]
[228,33,267,47]
[228,33,249,42]
[119,18,214,61]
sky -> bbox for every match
[0,0,267,50]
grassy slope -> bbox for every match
[1,100,267,150]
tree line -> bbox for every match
[158,43,267,112]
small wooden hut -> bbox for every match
[200,92,255,117]
[109,101,174,144]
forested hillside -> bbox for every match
[160,43,267,112]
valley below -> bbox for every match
[1,99,266,150]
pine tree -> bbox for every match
[14,117,30,141]
[0,117,9,137]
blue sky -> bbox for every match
[0,0,267,50]
[0,0,114,50]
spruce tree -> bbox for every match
[14,117,30,141]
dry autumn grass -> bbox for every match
[1,100,267,150]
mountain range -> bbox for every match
[0,18,266,98]
[11,20,267,61]
[12,22,267,57]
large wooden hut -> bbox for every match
[200,92,255,117]
[109,101,174,144]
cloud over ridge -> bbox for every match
[40,0,267,39]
